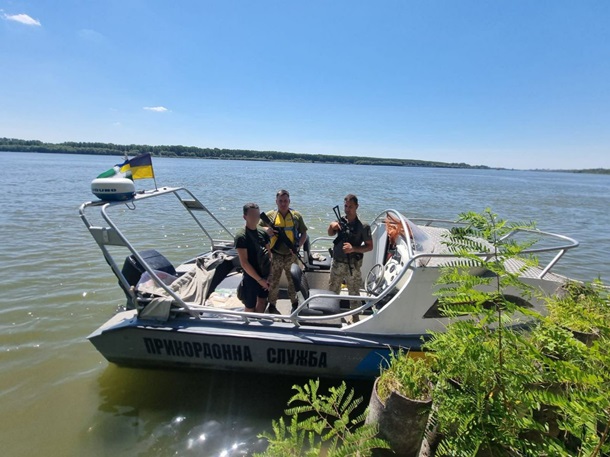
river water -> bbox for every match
[1,152,609,456]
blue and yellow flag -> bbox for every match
[120,153,155,180]
[97,153,155,180]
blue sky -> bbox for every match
[1,1,609,169]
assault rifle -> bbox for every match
[332,205,352,274]
[259,211,304,264]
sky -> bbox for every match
[1,1,609,169]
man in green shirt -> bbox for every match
[260,189,308,313]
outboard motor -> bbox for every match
[120,249,177,303]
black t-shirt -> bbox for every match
[235,227,271,278]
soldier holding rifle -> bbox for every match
[260,189,308,313]
[327,194,373,316]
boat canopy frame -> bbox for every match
[79,186,235,316]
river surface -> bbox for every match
[1,152,609,456]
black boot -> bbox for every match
[266,304,280,314]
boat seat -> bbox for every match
[290,264,340,316]
[302,236,332,271]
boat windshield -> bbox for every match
[405,219,436,254]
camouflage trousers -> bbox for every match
[329,258,363,308]
[268,253,297,305]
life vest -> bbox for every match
[269,210,297,250]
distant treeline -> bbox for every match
[560,168,610,175]
[0,137,488,169]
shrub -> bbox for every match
[376,351,433,402]
[425,210,610,456]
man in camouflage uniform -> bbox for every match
[328,194,373,317]
[260,189,308,313]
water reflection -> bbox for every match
[96,365,373,456]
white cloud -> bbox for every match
[3,13,41,26]
[143,106,169,112]
[78,29,105,44]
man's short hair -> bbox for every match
[243,202,259,216]
[344,194,358,205]
[276,189,290,198]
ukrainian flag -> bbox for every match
[120,153,155,180]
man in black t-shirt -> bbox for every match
[328,194,373,311]
[235,203,271,313]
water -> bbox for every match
[1,152,609,456]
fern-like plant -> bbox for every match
[424,210,610,456]
[435,208,539,320]
[546,279,610,339]
[259,210,610,456]
[425,210,566,455]
[255,379,390,457]
[527,280,610,456]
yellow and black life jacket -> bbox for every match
[268,210,297,252]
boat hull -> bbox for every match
[88,310,425,380]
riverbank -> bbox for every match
[0,137,489,169]
[3,137,609,174]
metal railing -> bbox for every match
[80,186,235,317]
[82,195,579,326]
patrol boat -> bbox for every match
[80,185,579,380]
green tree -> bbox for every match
[424,210,610,456]
[255,379,389,457]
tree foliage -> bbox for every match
[0,137,488,169]
[258,210,609,456]
[255,379,390,457]
[423,210,610,456]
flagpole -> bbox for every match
[151,152,158,190]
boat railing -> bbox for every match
[290,223,580,324]
[164,269,399,324]
[306,235,335,252]
[406,218,579,280]
[278,213,580,325]
[180,221,579,325]
[82,193,579,326]
[80,186,235,317]
[173,246,564,326]
[166,246,413,325]
[171,291,391,326]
